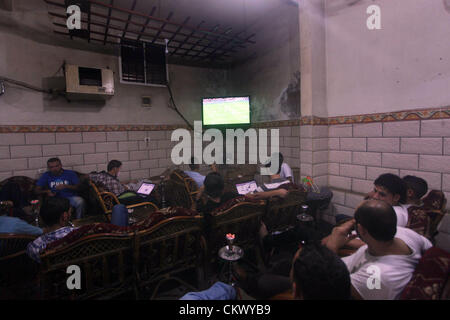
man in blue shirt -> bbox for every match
[35,158,86,219]
[0,200,43,236]
[184,157,206,188]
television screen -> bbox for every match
[202,96,250,126]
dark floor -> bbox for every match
[134,219,335,300]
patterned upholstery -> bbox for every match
[406,190,446,240]
[45,207,197,252]
[0,176,37,203]
[39,206,200,299]
[400,246,450,300]
[211,195,262,215]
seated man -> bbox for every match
[402,175,428,207]
[26,199,129,262]
[278,152,294,183]
[183,157,206,188]
[324,200,432,300]
[0,179,33,219]
[180,242,351,300]
[35,158,86,219]
[0,200,43,236]
[334,173,413,251]
[252,158,293,196]
[370,173,410,227]
[89,160,157,206]
[196,172,240,215]
[196,172,288,215]
[27,198,76,262]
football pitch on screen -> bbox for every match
[204,100,250,125]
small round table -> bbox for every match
[218,244,244,284]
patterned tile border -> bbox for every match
[327,106,450,125]
[0,107,449,133]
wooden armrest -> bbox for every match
[126,202,159,211]
[99,191,120,201]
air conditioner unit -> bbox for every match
[65,64,114,100]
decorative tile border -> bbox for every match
[327,106,450,125]
[0,107,449,133]
[0,124,190,133]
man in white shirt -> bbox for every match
[278,153,293,182]
[324,200,432,300]
[370,173,410,227]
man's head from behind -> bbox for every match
[189,157,200,171]
[354,199,397,243]
[291,242,351,300]
[107,160,122,177]
[203,172,224,198]
[372,173,407,205]
[39,197,71,227]
[403,175,428,202]
[47,158,63,176]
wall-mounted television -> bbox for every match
[202,96,251,129]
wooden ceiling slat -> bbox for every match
[164,16,191,48]
[150,11,173,44]
[120,0,137,39]
[46,0,255,65]
[46,0,238,48]
[103,0,114,44]
[191,27,234,60]
[204,32,255,62]
[137,6,157,41]
[171,20,204,56]
[87,0,255,45]
[52,22,231,57]
[50,11,236,56]
[180,24,220,59]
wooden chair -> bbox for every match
[88,181,158,222]
[162,179,197,210]
[206,200,266,274]
[0,234,39,296]
[38,231,136,300]
[134,215,205,299]
[406,190,447,242]
[263,189,307,234]
[400,246,450,300]
[169,169,200,208]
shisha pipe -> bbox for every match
[226,233,235,253]
[302,176,320,193]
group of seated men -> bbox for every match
[0,152,442,300]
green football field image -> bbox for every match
[203,99,250,125]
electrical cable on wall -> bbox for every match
[166,83,194,130]
[0,76,54,95]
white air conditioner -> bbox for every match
[65,64,114,100]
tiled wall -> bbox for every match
[327,119,450,216]
[0,124,300,183]
[0,131,177,183]
[1,116,448,219]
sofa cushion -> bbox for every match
[400,246,450,300]
[44,207,198,252]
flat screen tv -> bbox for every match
[202,96,251,128]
